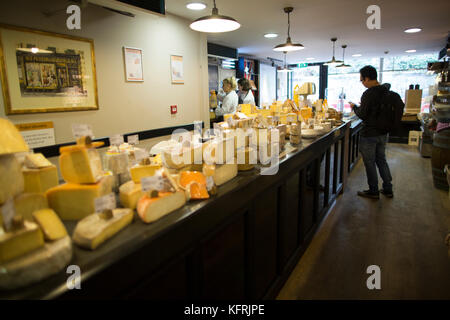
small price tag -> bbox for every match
[1,198,15,231]
[141,175,165,192]
[72,124,93,139]
[94,193,116,213]
[226,117,235,127]
[273,116,280,123]
[109,134,124,146]
[206,176,215,191]
[127,134,139,145]
[134,148,147,162]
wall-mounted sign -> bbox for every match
[16,121,56,149]
[123,47,144,82]
[297,63,309,68]
[170,55,184,84]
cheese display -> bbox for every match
[237,147,256,171]
[0,118,29,155]
[2,193,49,221]
[59,140,104,184]
[205,163,238,186]
[23,165,59,194]
[46,176,113,220]
[32,209,68,241]
[130,162,161,183]
[0,154,24,205]
[162,143,203,169]
[72,208,134,250]
[178,171,209,200]
[119,180,144,210]
[137,190,186,223]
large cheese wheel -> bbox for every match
[137,191,186,224]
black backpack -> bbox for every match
[376,90,405,134]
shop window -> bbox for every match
[291,66,320,102]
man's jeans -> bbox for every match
[359,135,393,193]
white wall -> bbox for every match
[0,0,209,144]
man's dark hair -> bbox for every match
[238,78,251,91]
[359,65,377,80]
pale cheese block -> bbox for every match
[23,165,59,194]
[0,118,29,155]
[0,193,49,222]
[210,163,238,186]
[137,191,186,224]
[46,177,113,220]
[0,154,24,205]
[162,144,203,169]
[72,208,134,250]
[104,152,129,174]
[0,236,72,290]
[130,164,161,183]
[119,180,145,210]
[24,153,53,169]
[203,138,235,165]
[32,209,68,241]
[0,221,44,264]
[59,144,104,184]
[237,147,256,171]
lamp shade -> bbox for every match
[189,1,240,33]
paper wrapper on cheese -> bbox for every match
[0,154,24,205]
[137,191,186,224]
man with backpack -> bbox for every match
[349,65,404,199]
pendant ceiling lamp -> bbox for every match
[189,0,240,33]
[278,52,293,72]
[323,38,343,66]
[336,45,351,68]
[273,7,304,52]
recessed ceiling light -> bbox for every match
[352,54,362,57]
[186,2,206,10]
[264,33,278,38]
[405,49,417,53]
[404,28,422,33]
[306,57,315,60]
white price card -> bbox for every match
[206,176,215,191]
[72,124,93,139]
[127,134,139,145]
[226,117,235,127]
[94,193,116,213]
[110,134,124,146]
[134,148,147,162]
[273,116,280,123]
[141,175,165,192]
[1,198,15,231]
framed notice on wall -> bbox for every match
[123,47,143,82]
[0,24,99,114]
[170,55,184,84]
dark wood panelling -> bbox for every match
[299,166,315,244]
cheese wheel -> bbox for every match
[32,208,68,241]
[137,191,186,223]
[119,180,144,210]
[59,144,104,184]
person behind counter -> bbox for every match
[349,65,393,199]
[215,77,239,116]
[237,78,255,105]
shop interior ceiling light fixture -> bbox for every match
[323,38,343,66]
[278,52,293,72]
[264,33,278,38]
[189,0,240,33]
[352,54,362,57]
[404,27,422,33]
[336,45,351,68]
[405,49,417,53]
[306,57,315,60]
[273,7,304,52]
[186,2,207,10]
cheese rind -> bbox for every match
[32,209,68,241]
[72,208,134,250]
[0,118,29,155]
[0,154,24,205]
[23,166,59,194]
[0,193,49,222]
[46,177,113,220]
[24,153,53,169]
[119,181,144,210]
[130,164,161,183]
[59,146,103,184]
[137,191,186,223]
[0,221,44,264]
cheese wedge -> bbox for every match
[72,208,134,250]
[130,164,161,183]
[119,180,144,210]
[23,166,59,194]
[0,118,29,155]
[59,143,104,184]
[0,221,44,264]
[204,163,238,186]
[162,144,203,169]
[0,236,72,290]
[0,193,49,222]
[137,191,186,224]
[46,177,113,220]
[0,154,24,205]
[32,209,68,241]
[24,153,53,169]
[178,171,209,200]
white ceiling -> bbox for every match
[166,0,450,63]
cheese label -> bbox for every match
[127,135,139,145]
[206,176,214,191]
[94,193,117,213]
[273,116,280,123]
[134,148,147,162]
[110,134,124,146]
[72,124,93,139]
[1,198,15,230]
[141,175,165,192]
[226,117,235,128]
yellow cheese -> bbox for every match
[0,154,24,205]
[46,177,113,220]
[0,118,29,155]
[137,191,186,224]
[59,144,104,184]
[72,208,134,250]
[162,144,202,169]
[237,147,256,171]
[32,209,68,241]
[0,221,44,263]
[23,166,59,194]
[24,153,53,169]
[205,163,238,186]
[130,164,161,183]
[0,193,49,222]
[240,104,253,115]
[119,181,145,210]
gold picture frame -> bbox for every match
[0,24,99,114]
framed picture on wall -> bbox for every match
[170,55,184,84]
[0,24,99,114]
[123,47,144,82]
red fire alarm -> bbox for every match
[170,105,177,114]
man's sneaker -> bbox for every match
[380,189,393,198]
[357,190,380,199]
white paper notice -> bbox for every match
[127,134,139,145]
[110,134,124,146]
[141,175,165,192]
[72,124,93,139]
[16,122,56,149]
[94,193,117,213]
